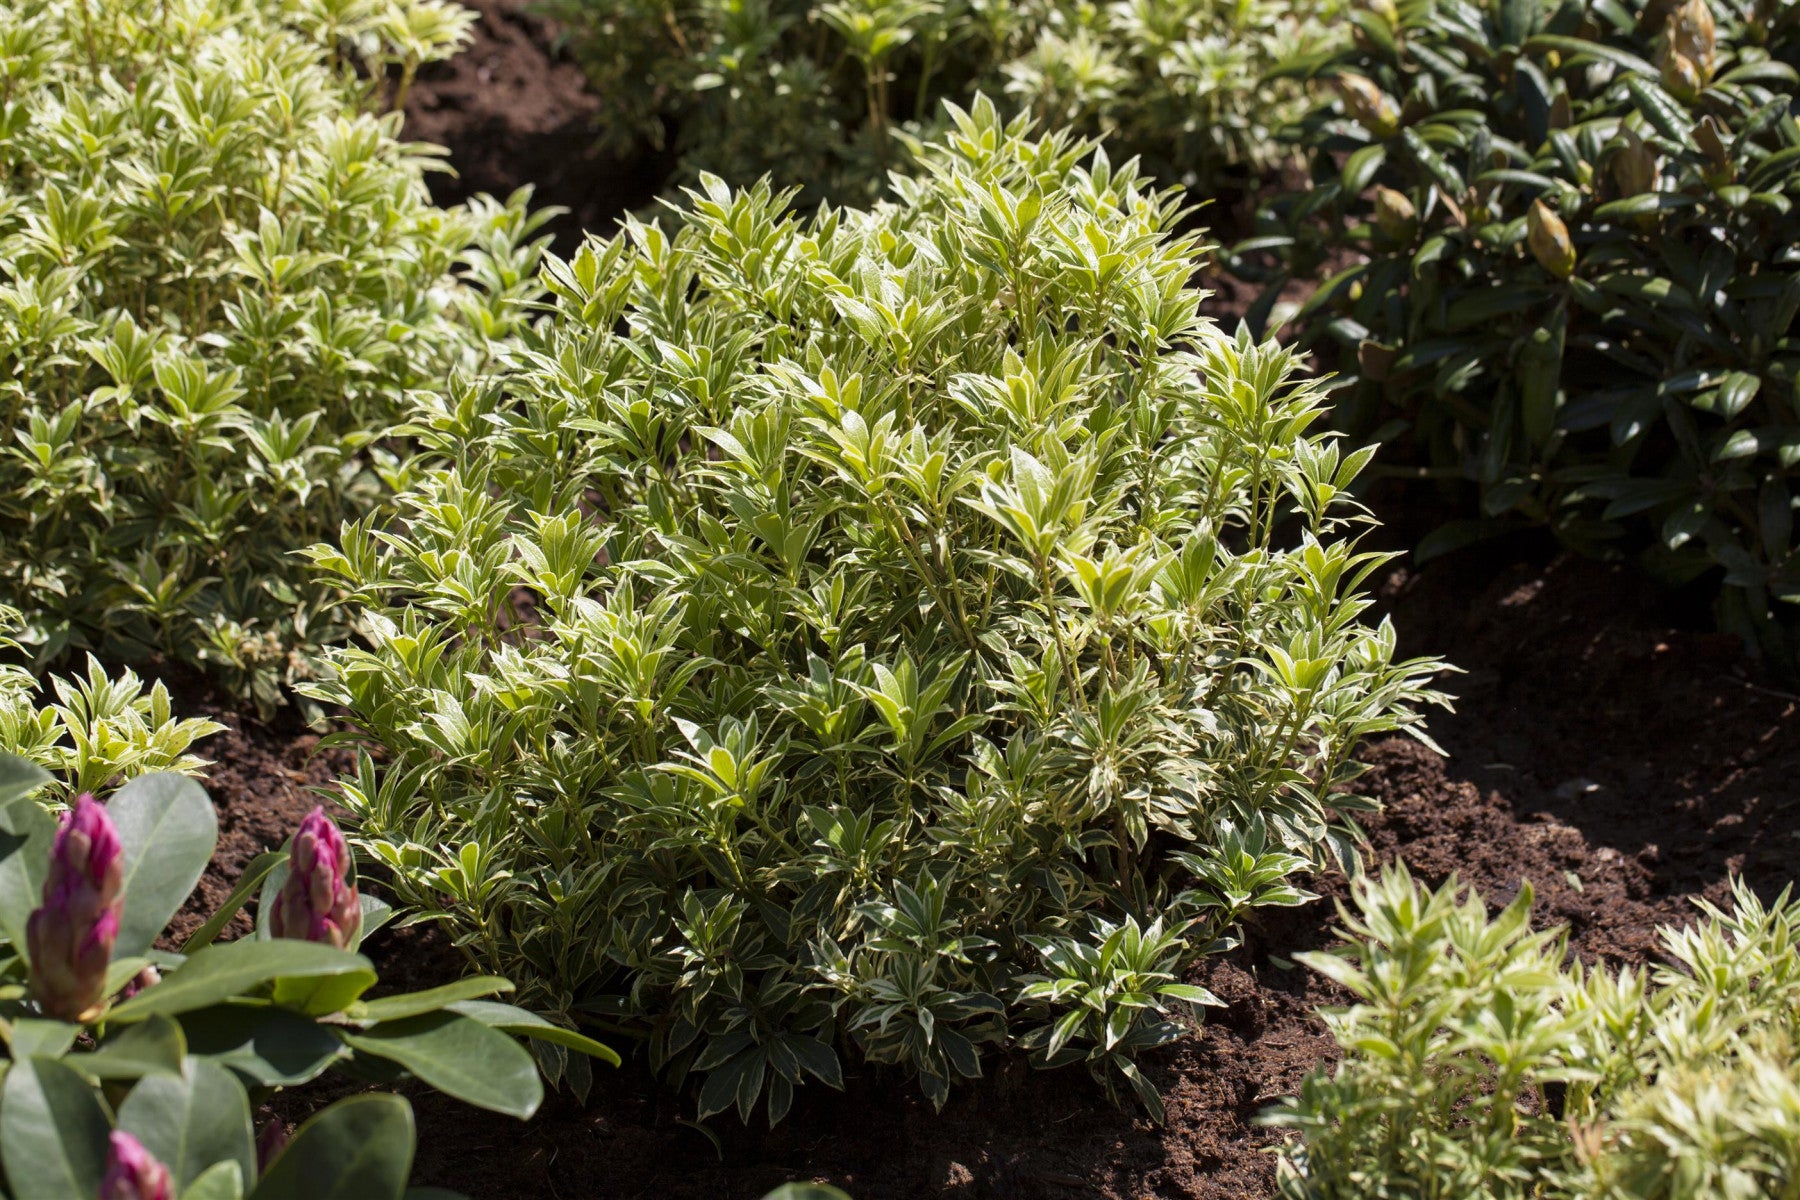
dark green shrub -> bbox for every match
[306,99,1448,1123]
[0,0,552,711]
[534,0,1342,205]
[1271,865,1800,1199]
[1237,0,1800,663]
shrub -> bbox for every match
[1235,0,1800,665]
[0,755,617,1200]
[306,99,1448,1122]
[0,606,222,797]
[0,0,552,711]
[1270,865,1800,1199]
[534,0,1343,206]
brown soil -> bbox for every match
[160,12,1799,1197]
[402,0,668,254]
[161,707,355,949]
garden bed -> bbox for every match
[188,529,1797,1199]
[137,4,1796,1196]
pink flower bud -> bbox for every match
[120,964,160,1000]
[256,1119,289,1174]
[25,795,124,1023]
[269,808,361,949]
[99,1131,172,1200]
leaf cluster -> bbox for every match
[0,754,617,1200]
[534,0,1344,206]
[306,98,1448,1123]
[0,605,222,799]
[0,0,552,711]
[1234,0,1800,665]
[1271,864,1800,1200]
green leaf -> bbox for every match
[249,1094,415,1200]
[1415,518,1513,563]
[1159,983,1224,1007]
[1663,502,1709,551]
[1341,143,1386,193]
[7,1018,77,1059]
[1522,34,1653,76]
[1625,77,1691,141]
[181,851,286,954]
[1518,308,1566,448]
[1713,429,1759,462]
[762,1187,854,1200]
[69,1015,187,1081]
[271,967,379,1018]
[108,939,375,1023]
[1710,372,1761,420]
[110,773,218,958]
[180,1161,245,1200]
[446,1000,622,1067]
[1593,193,1699,220]
[118,1056,256,1189]
[0,756,50,809]
[177,1004,348,1087]
[340,1012,544,1119]
[0,1057,111,1200]
[352,976,514,1024]
[0,795,56,958]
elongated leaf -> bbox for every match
[0,794,56,958]
[271,967,380,1017]
[108,939,374,1023]
[177,1004,347,1087]
[341,1012,543,1119]
[69,1015,187,1081]
[1522,33,1653,76]
[181,852,286,953]
[354,976,514,1024]
[1,1057,110,1200]
[180,1161,245,1200]
[354,893,395,948]
[119,1057,256,1188]
[250,1095,414,1200]
[110,774,218,957]
[8,1018,77,1059]
[0,756,49,809]
[446,1000,622,1067]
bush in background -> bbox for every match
[1271,865,1800,1199]
[306,98,1447,1122]
[534,0,1343,206]
[1235,0,1800,666]
[0,606,222,797]
[0,0,552,711]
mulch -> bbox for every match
[154,5,1800,1196]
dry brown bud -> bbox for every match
[1337,73,1400,138]
[1528,199,1577,279]
[1373,186,1418,242]
[1612,125,1658,197]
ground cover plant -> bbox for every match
[0,0,552,712]
[1234,0,1800,666]
[535,0,1343,206]
[1273,865,1800,1199]
[0,606,224,798]
[305,96,1449,1124]
[0,752,617,1199]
